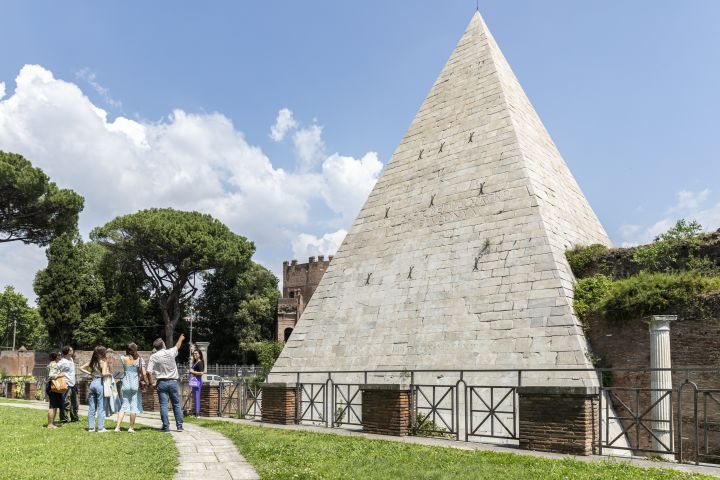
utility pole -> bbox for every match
[188,306,195,372]
[7,303,17,351]
[12,312,17,351]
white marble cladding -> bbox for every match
[270,11,611,387]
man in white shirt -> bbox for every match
[147,334,185,432]
[56,345,78,422]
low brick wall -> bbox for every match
[200,384,221,417]
[27,382,38,400]
[361,384,411,436]
[587,313,720,459]
[142,390,161,412]
[518,386,598,456]
[77,381,88,405]
[261,383,297,424]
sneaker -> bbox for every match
[97,429,108,433]
[177,426,183,432]
[88,429,95,433]
[114,427,121,432]
[159,428,170,432]
[128,428,135,433]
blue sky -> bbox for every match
[1,1,720,301]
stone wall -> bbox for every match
[576,231,720,280]
[0,350,49,377]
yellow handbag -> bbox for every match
[51,374,68,394]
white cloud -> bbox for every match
[0,65,384,302]
[618,189,720,246]
[320,152,383,222]
[292,229,347,260]
[293,124,325,171]
[76,67,122,108]
[669,189,710,213]
[269,108,298,142]
[0,243,47,302]
[0,82,5,100]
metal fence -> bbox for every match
[31,362,262,380]
[260,367,720,465]
[5,366,720,466]
[177,364,262,379]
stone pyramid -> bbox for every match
[272,11,611,385]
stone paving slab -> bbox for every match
[0,401,259,480]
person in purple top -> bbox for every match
[189,349,204,417]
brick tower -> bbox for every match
[277,256,333,343]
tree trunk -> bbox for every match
[161,308,173,346]
[161,296,182,346]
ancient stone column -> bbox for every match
[645,315,676,460]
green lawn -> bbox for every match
[0,397,33,404]
[0,406,177,480]
[193,418,712,480]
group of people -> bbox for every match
[45,333,206,433]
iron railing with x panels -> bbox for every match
[262,367,720,465]
[5,367,720,466]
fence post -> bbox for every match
[241,379,246,417]
[218,381,224,416]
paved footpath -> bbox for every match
[0,401,259,480]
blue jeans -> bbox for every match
[157,379,183,430]
[87,378,105,431]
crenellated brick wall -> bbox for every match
[277,256,333,343]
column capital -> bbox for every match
[644,315,677,331]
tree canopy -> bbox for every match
[34,234,163,351]
[91,208,254,344]
[0,286,47,351]
[33,232,84,347]
[0,151,84,246]
[197,262,279,363]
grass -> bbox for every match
[0,397,33,404]
[0,405,177,480]
[192,418,713,480]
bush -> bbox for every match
[600,272,720,322]
[573,274,612,322]
[566,244,609,278]
[632,219,704,273]
[257,341,285,380]
[410,412,453,438]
